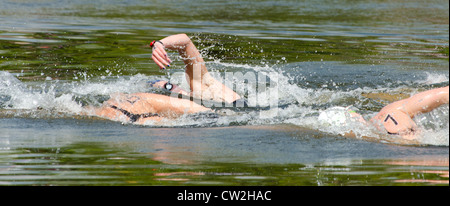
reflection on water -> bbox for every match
[0,141,448,186]
[385,158,449,184]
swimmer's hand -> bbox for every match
[151,40,172,70]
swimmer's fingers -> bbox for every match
[151,55,166,70]
[152,44,172,68]
[152,49,171,70]
[154,44,172,63]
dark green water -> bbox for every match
[0,0,448,186]
[1,118,448,186]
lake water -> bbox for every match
[0,0,448,186]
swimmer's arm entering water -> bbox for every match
[369,86,449,141]
[334,86,448,144]
[151,34,241,104]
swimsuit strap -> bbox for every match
[110,105,159,123]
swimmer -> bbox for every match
[369,86,449,141]
[88,33,449,138]
[87,34,245,124]
[320,86,449,143]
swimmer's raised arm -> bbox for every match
[150,34,241,103]
[151,34,205,72]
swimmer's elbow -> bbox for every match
[179,33,189,39]
[178,33,192,43]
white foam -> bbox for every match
[1,66,448,146]
[413,106,449,146]
[418,72,449,85]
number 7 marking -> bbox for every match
[384,114,398,125]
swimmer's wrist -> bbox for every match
[150,40,164,48]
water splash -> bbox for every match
[1,61,448,146]
[419,72,449,85]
